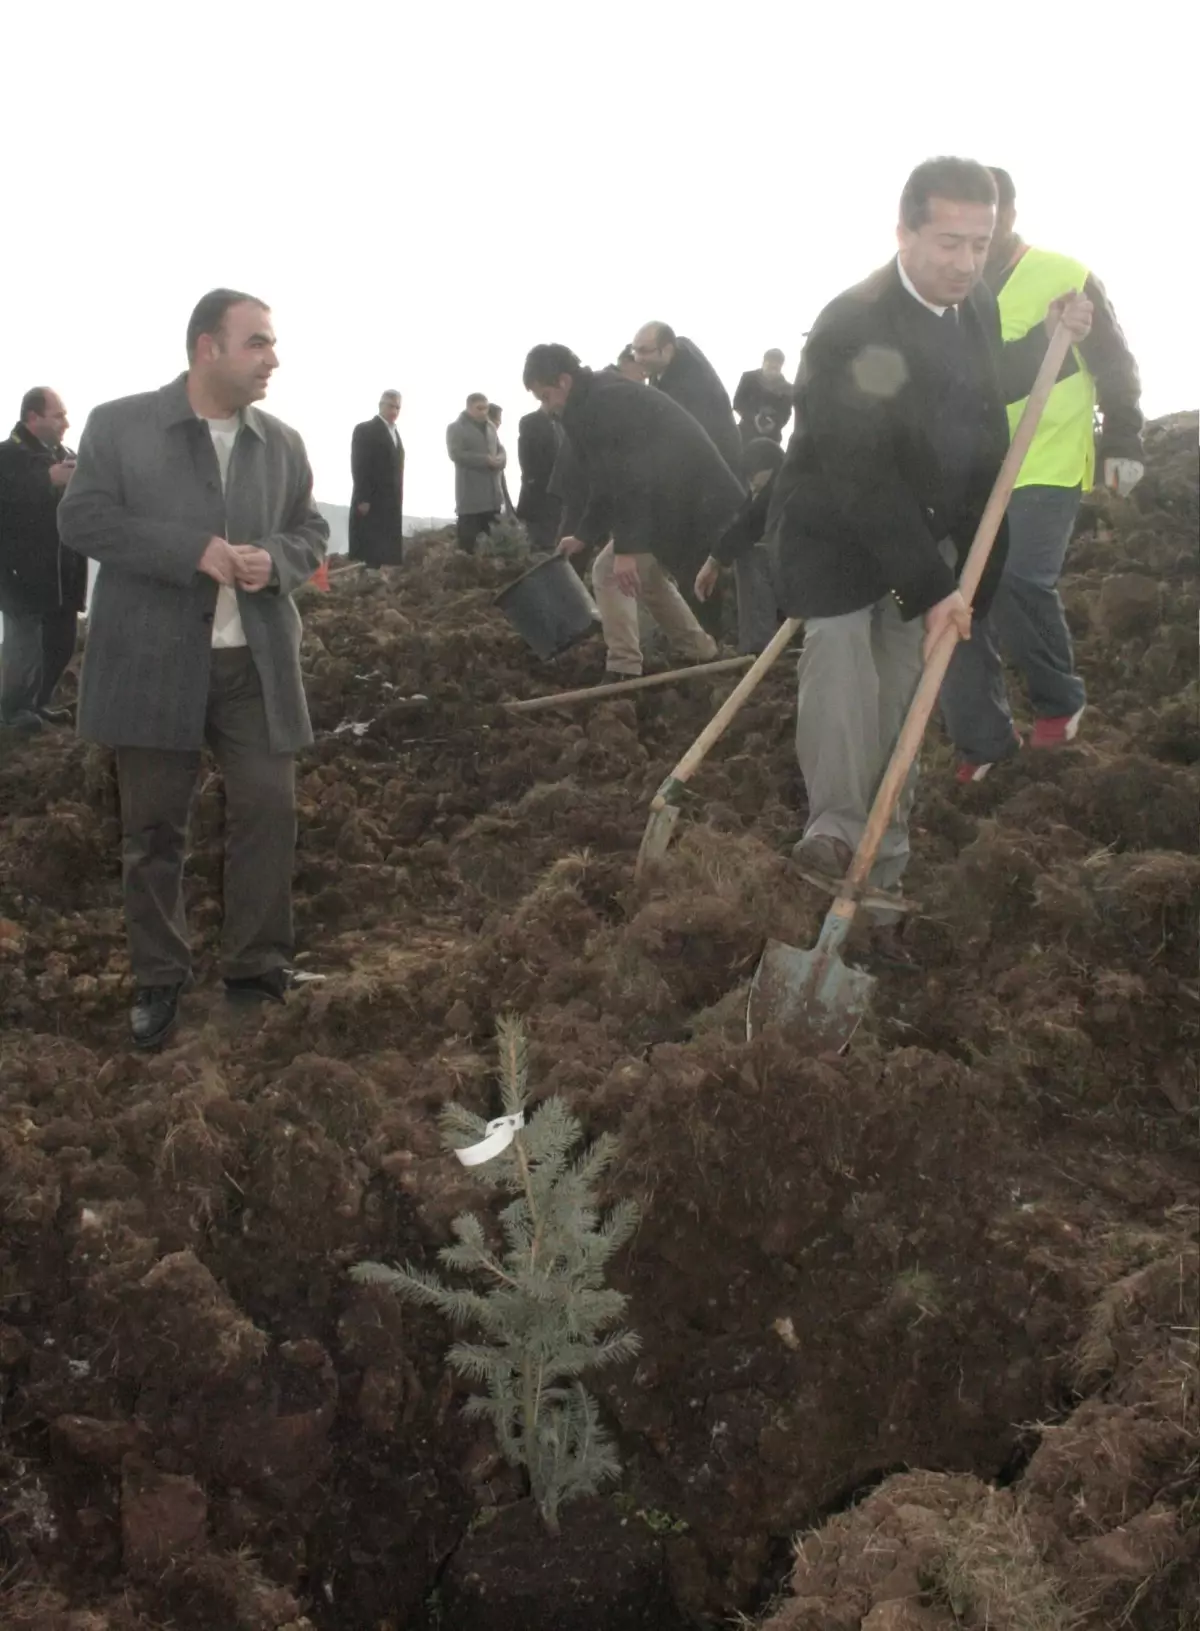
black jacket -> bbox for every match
[349,417,405,566]
[733,369,793,443]
[561,368,745,575]
[767,260,1060,622]
[0,423,87,614]
[654,338,744,477]
[987,248,1144,462]
[515,409,562,523]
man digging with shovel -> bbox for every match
[522,343,744,681]
[767,156,1092,964]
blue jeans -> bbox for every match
[942,484,1085,765]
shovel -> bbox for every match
[635,618,801,880]
[747,317,1078,1044]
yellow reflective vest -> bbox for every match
[998,246,1095,491]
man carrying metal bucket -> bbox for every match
[521,344,744,681]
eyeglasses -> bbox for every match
[631,345,659,358]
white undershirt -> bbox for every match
[896,254,950,317]
[205,416,247,649]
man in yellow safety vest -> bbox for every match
[941,167,1144,780]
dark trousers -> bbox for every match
[456,511,500,553]
[942,484,1085,764]
[116,648,296,985]
[0,604,78,720]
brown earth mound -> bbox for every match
[0,414,1196,1630]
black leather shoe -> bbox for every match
[130,983,183,1050]
[224,966,324,1004]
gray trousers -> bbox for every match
[0,605,78,720]
[796,593,924,900]
[941,484,1085,764]
[116,648,296,985]
[734,546,781,655]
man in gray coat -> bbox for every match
[58,288,328,1050]
[446,393,505,551]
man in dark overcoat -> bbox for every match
[349,389,405,566]
[0,387,86,730]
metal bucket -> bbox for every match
[494,555,600,660]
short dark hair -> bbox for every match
[466,391,489,407]
[763,348,785,365]
[20,387,51,421]
[522,345,582,389]
[899,156,997,230]
[487,402,502,420]
[988,167,1016,210]
[186,288,267,363]
[742,437,785,481]
[617,344,637,366]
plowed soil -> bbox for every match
[0,414,1196,1631]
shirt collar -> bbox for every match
[159,372,265,440]
[896,255,950,317]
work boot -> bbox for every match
[791,833,854,891]
[1030,706,1085,749]
[130,983,184,1051]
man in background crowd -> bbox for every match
[733,348,793,445]
[0,389,86,732]
[349,389,405,568]
[940,165,1145,779]
[487,403,517,519]
[631,320,743,473]
[516,405,565,551]
[58,288,328,1050]
[446,393,506,551]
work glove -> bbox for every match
[1103,457,1144,498]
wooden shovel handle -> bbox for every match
[651,618,802,808]
[837,319,1076,907]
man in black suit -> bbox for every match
[349,390,405,567]
[0,387,85,731]
[522,344,744,680]
[767,155,1091,956]
[733,349,793,445]
[631,321,743,474]
[516,406,564,551]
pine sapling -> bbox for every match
[351,1015,640,1534]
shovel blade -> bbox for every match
[746,936,877,1047]
[634,803,682,880]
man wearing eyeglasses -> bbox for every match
[767,156,1091,963]
[631,321,778,654]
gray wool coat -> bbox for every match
[58,374,328,753]
[446,412,505,514]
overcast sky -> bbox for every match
[2,0,1194,523]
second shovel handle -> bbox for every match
[651,617,802,810]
